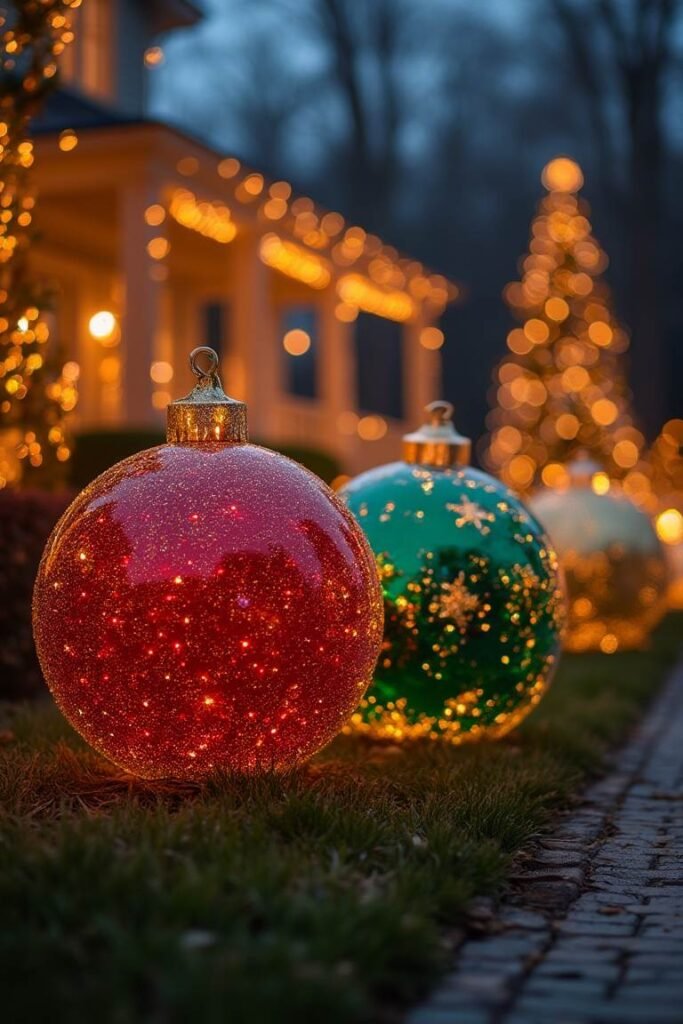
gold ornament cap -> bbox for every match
[167,347,248,444]
[403,401,471,468]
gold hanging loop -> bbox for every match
[403,401,471,468]
[167,348,248,444]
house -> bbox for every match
[31,0,457,475]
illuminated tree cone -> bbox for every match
[483,156,643,494]
[33,349,383,778]
[529,457,668,653]
[341,403,564,744]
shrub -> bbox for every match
[69,429,165,490]
[0,489,71,699]
[70,430,342,488]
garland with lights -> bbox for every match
[483,157,642,495]
[0,0,80,489]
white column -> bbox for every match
[74,269,103,427]
[318,290,357,471]
[170,286,200,394]
[403,316,441,427]
[229,230,279,439]
[118,183,166,427]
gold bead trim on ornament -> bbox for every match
[403,401,472,468]
[167,347,248,444]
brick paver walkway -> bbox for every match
[409,660,683,1024]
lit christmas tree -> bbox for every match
[0,0,79,489]
[483,157,643,495]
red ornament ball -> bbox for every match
[33,443,383,777]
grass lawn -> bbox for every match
[1,614,681,1024]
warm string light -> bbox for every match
[336,273,416,323]
[0,0,80,488]
[180,152,458,320]
[259,234,332,289]
[169,188,237,244]
[483,157,641,494]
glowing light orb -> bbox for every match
[542,156,584,194]
[88,310,117,343]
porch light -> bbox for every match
[88,310,118,344]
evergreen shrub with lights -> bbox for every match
[0,0,80,489]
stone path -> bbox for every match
[409,659,683,1024]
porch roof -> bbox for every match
[33,118,459,323]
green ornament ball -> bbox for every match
[340,403,565,744]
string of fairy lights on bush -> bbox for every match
[0,0,80,488]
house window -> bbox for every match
[201,302,230,361]
[354,313,404,419]
[60,0,114,102]
[282,307,317,400]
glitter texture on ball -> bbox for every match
[33,349,383,778]
[341,402,564,744]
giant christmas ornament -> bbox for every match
[340,402,564,743]
[33,348,383,778]
[529,456,669,653]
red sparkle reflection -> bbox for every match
[33,444,383,778]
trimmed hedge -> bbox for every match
[70,429,342,487]
[69,429,165,490]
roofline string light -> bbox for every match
[158,147,458,317]
[259,234,332,290]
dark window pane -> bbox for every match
[355,313,403,418]
[201,302,229,360]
